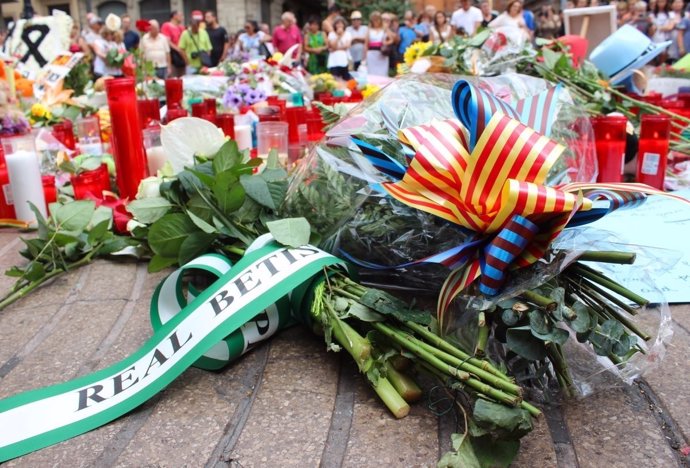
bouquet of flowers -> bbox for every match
[309,73,337,94]
[221,83,267,110]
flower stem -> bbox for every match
[475,311,489,357]
[384,361,422,403]
[569,264,649,306]
[403,321,513,383]
[572,275,639,316]
[371,376,410,419]
[577,251,636,265]
[520,290,557,311]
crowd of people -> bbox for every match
[66,0,690,81]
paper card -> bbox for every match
[584,189,690,303]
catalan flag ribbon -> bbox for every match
[350,79,689,327]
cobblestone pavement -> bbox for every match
[0,230,688,467]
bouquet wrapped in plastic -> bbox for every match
[285,73,678,397]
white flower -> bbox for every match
[136,176,162,200]
[126,219,146,232]
[160,117,226,174]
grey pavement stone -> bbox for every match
[0,299,126,398]
[0,303,59,364]
[513,413,558,468]
[74,260,140,302]
[565,384,678,468]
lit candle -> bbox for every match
[234,125,253,151]
[5,149,46,223]
[637,114,671,190]
[146,146,166,175]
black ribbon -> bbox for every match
[20,24,50,67]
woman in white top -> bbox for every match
[364,11,395,76]
[92,28,123,79]
[327,17,352,79]
[238,21,267,59]
[489,0,531,45]
[430,11,454,44]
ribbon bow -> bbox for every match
[351,80,686,324]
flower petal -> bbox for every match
[161,117,225,173]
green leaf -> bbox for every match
[473,399,533,439]
[506,326,547,360]
[98,236,130,255]
[89,205,113,230]
[186,210,216,234]
[178,232,217,265]
[541,48,562,71]
[472,436,520,468]
[29,203,51,239]
[147,213,199,257]
[5,266,25,277]
[343,303,384,322]
[567,301,593,333]
[187,168,216,188]
[24,262,46,282]
[148,254,178,272]
[53,200,96,233]
[437,433,480,468]
[359,289,432,326]
[53,232,81,247]
[212,140,241,174]
[266,217,311,248]
[80,157,102,172]
[187,194,214,222]
[127,197,173,224]
[213,171,245,214]
[240,174,275,209]
[265,148,280,170]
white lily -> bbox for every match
[160,117,226,174]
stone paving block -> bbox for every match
[261,344,340,396]
[74,260,139,302]
[565,384,678,468]
[0,304,59,363]
[231,387,335,467]
[0,299,126,398]
[1,266,84,313]
[512,414,557,468]
[114,367,237,467]
[644,321,690,441]
[343,401,438,467]
[671,303,690,331]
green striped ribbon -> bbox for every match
[0,241,344,462]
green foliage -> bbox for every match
[63,62,91,97]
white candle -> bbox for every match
[146,146,166,176]
[5,150,46,224]
[234,125,253,151]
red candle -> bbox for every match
[191,103,206,118]
[165,78,183,109]
[286,106,306,144]
[98,163,111,192]
[42,175,57,210]
[0,146,15,219]
[204,98,217,118]
[52,121,76,150]
[105,78,148,200]
[591,116,627,183]
[216,113,235,138]
[165,107,188,123]
[306,109,325,142]
[71,167,105,200]
[137,98,161,129]
[637,114,670,190]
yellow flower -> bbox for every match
[272,52,284,62]
[45,111,52,120]
[29,118,36,125]
[361,84,380,99]
[31,103,48,118]
[403,41,433,66]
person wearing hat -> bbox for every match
[346,10,368,70]
[83,15,103,51]
[178,17,212,73]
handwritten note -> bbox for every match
[582,189,690,304]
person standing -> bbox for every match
[304,17,328,74]
[92,27,123,79]
[451,0,483,36]
[140,20,171,79]
[536,5,562,39]
[327,17,352,79]
[431,11,454,44]
[346,11,368,70]
[480,0,498,28]
[651,0,676,63]
[322,5,341,34]
[489,0,531,44]
[365,11,394,76]
[179,18,212,73]
[204,11,229,66]
[161,10,186,77]
[238,21,267,59]
[121,14,139,50]
[273,12,302,55]
[415,11,432,41]
[398,11,418,57]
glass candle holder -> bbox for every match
[165,107,188,123]
[191,102,207,118]
[105,78,149,200]
[76,115,103,155]
[637,114,671,190]
[285,106,306,145]
[143,126,166,176]
[71,167,106,200]
[2,134,46,223]
[42,174,56,211]
[216,113,235,139]
[52,121,76,150]
[204,98,217,118]
[137,98,161,129]
[591,115,627,183]
[257,122,288,166]
[165,78,184,109]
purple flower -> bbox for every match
[256,89,267,102]
[222,91,243,108]
[244,89,261,105]
[237,83,253,95]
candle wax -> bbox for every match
[146,146,167,176]
[637,138,668,189]
[5,150,46,224]
[595,140,625,183]
[234,125,253,151]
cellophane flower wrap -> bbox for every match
[285,73,672,397]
